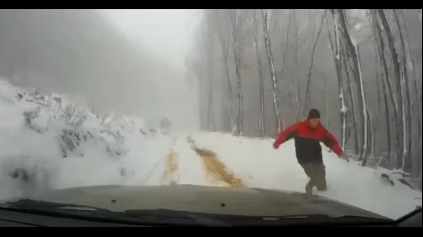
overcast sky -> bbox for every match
[101,9,202,72]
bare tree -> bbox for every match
[228,9,250,136]
[371,9,400,167]
[337,9,369,162]
[375,66,382,156]
[382,72,392,164]
[362,107,374,166]
[392,9,412,171]
[377,9,407,170]
[356,43,370,165]
[304,10,326,113]
[253,10,265,137]
[262,9,282,133]
[400,10,422,177]
[292,10,301,122]
[324,77,330,127]
[196,17,218,132]
[281,10,292,79]
[367,107,374,159]
[207,62,216,131]
[279,10,293,126]
[400,10,422,142]
[214,10,236,133]
[326,11,347,150]
[341,41,359,155]
[413,81,422,139]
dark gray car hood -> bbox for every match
[8,185,388,219]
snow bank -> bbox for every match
[0,80,173,200]
[0,80,421,220]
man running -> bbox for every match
[273,109,346,196]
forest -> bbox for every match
[188,9,422,182]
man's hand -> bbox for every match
[273,143,279,150]
[339,153,349,162]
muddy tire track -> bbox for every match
[187,136,244,188]
[161,149,179,185]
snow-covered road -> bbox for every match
[156,133,422,219]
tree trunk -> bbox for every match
[327,11,347,150]
[292,10,301,121]
[304,10,326,113]
[262,9,282,133]
[253,10,265,137]
[372,9,401,168]
[230,9,244,136]
[393,9,412,172]
[222,42,236,134]
[234,44,243,136]
[417,81,423,180]
[356,44,369,164]
[207,74,216,131]
[342,46,359,155]
[290,75,300,122]
[374,39,382,157]
[414,80,422,139]
[382,74,392,165]
[362,107,373,166]
[337,9,368,161]
[279,10,292,124]
[325,77,330,128]
[281,9,292,78]
[369,108,375,158]
[377,9,406,170]
[400,10,422,143]
[375,69,381,156]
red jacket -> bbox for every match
[274,120,344,164]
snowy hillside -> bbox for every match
[0,80,421,220]
[0,80,174,199]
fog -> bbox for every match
[0,9,200,130]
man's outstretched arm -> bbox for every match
[322,129,344,156]
[273,123,299,149]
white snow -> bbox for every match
[190,133,421,219]
[354,22,364,31]
[350,36,358,47]
[340,105,348,114]
[339,91,348,114]
[0,80,421,220]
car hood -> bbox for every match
[8,185,388,219]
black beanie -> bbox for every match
[308,109,321,119]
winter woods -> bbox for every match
[189,9,422,179]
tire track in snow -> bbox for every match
[140,137,178,185]
[161,149,179,185]
[186,136,244,188]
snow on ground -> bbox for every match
[0,80,173,199]
[189,132,422,219]
[0,80,421,220]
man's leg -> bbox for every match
[300,163,316,195]
[314,163,327,191]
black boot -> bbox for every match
[305,182,313,197]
